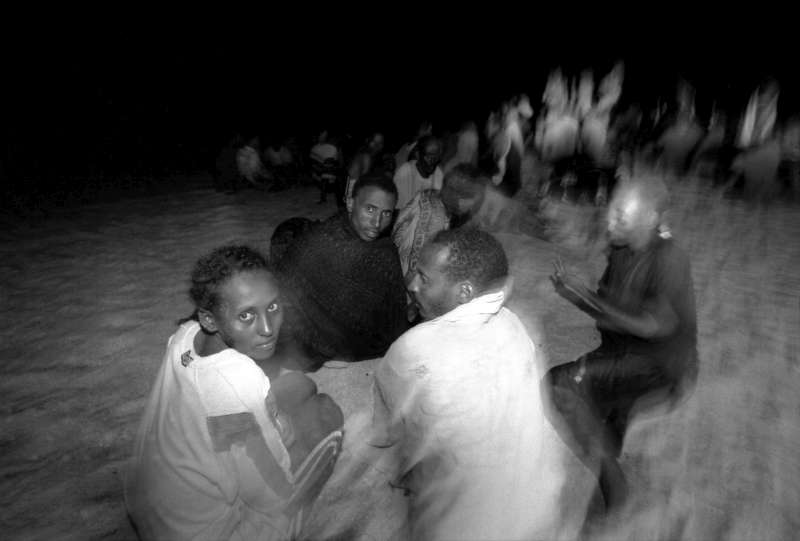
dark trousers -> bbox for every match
[545,349,672,461]
[544,350,673,510]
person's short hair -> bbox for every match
[351,173,398,200]
[189,245,272,314]
[429,228,509,292]
[416,134,441,153]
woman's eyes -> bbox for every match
[238,303,279,321]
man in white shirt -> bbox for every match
[372,228,567,540]
[392,135,443,209]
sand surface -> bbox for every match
[2,179,798,540]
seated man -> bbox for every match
[271,175,409,371]
[545,175,698,513]
[391,164,487,284]
[372,228,565,540]
[392,135,444,210]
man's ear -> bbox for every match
[346,196,354,214]
[197,309,218,334]
[456,281,474,305]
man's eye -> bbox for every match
[267,302,279,313]
[239,312,255,322]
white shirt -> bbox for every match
[125,322,294,541]
[392,160,444,210]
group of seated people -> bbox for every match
[126,159,699,539]
[214,134,300,194]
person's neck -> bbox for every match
[194,328,226,357]
[629,230,660,253]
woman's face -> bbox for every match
[207,269,283,362]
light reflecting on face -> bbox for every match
[348,186,396,241]
[211,270,283,362]
[607,187,653,247]
[408,243,460,320]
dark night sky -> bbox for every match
[3,17,797,179]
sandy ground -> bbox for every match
[1,178,799,540]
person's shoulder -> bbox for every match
[383,322,441,368]
[203,349,267,388]
[167,320,200,353]
[655,237,690,265]
[368,236,403,265]
[394,161,413,176]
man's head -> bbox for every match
[440,164,487,218]
[368,132,385,154]
[607,176,670,250]
[347,175,397,241]
[408,228,509,320]
[415,135,442,178]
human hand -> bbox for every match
[550,257,594,308]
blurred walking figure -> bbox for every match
[731,78,782,202]
[442,121,479,175]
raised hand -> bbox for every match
[551,257,599,311]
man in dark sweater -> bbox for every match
[271,175,409,371]
[545,175,698,514]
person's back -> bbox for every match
[126,246,344,541]
[126,321,294,541]
[310,142,339,164]
[380,300,563,540]
[374,229,565,540]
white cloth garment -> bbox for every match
[125,321,295,541]
[372,286,568,540]
[392,160,444,210]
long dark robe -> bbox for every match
[273,212,409,370]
